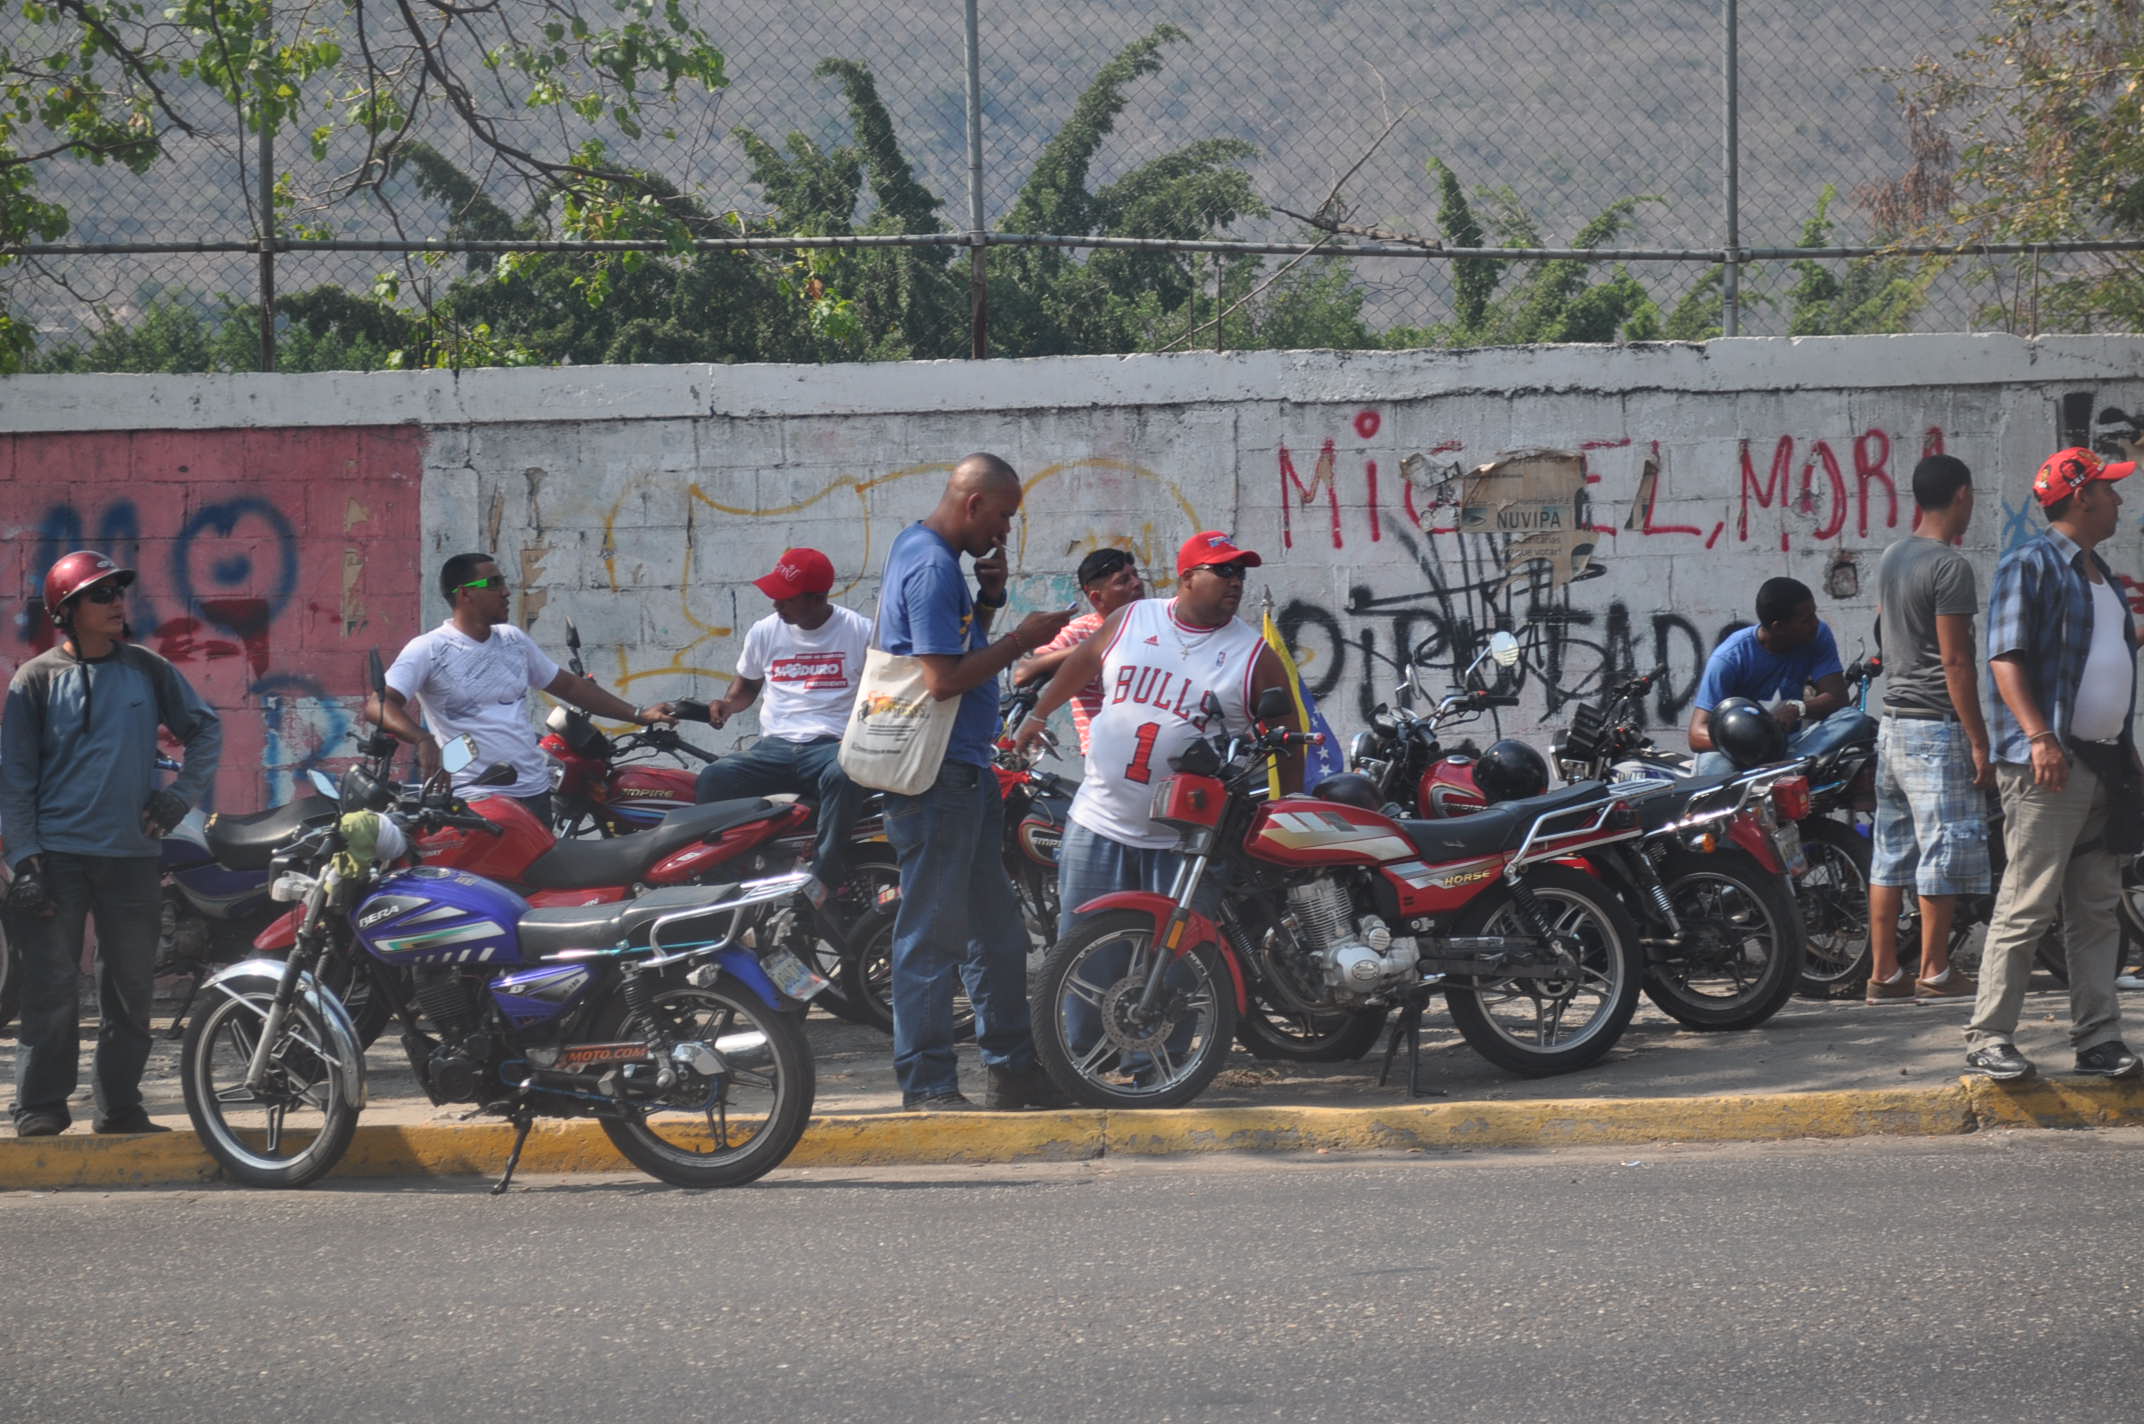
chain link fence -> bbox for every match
[0,0,2038,368]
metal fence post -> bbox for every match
[963,0,988,358]
[1721,0,1740,338]
[256,7,277,371]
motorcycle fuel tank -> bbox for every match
[1420,757,1489,818]
[607,767,698,828]
[413,795,555,882]
[353,867,530,967]
[1245,797,1418,868]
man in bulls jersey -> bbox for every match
[1016,531,1303,934]
[689,547,872,895]
[1012,545,1146,754]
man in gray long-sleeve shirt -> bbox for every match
[2,550,221,1136]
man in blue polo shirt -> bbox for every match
[877,453,1074,1110]
[1688,576,1864,775]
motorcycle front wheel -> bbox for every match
[180,971,360,1188]
[591,978,815,1189]
[1031,910,1239,1108]
[1443,864,1643,1077]
[1642,848,1805,1030]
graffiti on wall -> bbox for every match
[0,427,424,809]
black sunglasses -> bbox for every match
[1197,562,1250,581]
[79,583,127,605]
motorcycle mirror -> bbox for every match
[439,735,479,776]
[308,769,340,800]
[1486,630,1522,668]
[366,647,387,701]
[565,616,582,652]
[1253,686,1294,723]
[1200,690,1225,720]
[473,762,518,788]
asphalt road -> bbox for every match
[4,1131,2141,1423]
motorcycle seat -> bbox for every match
[520,798,782,891]
[1401,781,1613,861]
[202,793,343,871]
[517,883,747,958]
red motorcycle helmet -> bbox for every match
[43,550,134,619]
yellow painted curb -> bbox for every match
[5,1075,2138,1190]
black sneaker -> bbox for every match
[1965,1043,2035,1081]
[901,1090,978,1112]
[2074,1041,2142,1078]
[13,1111,69,1138]
[93,1109,172,1135]
[983,1063,1071,1111]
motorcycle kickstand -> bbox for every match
[164,972,202,1040]
[491,1111,535,1196]
[1376,994,1445,1099]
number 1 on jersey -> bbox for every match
[1125,721,1162,783]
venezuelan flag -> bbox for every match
[1261,607,1345,797]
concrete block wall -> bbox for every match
[7,334,2142,810]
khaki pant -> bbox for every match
[1966,759,2126,1053]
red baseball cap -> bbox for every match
[1176,530,1263,577]
[755,548,835,599]
[2033,446,2136,508]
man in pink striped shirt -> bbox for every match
[1014,546,1146,752]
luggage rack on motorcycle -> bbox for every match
[1670,758,1814,834]
[1505,776,1677,871]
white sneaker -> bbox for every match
[2117,973,2144,992]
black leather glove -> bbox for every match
[671,697,714,725]
[7,861,54,919]
[144,788,190,836]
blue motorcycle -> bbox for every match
[179,728,825,1193]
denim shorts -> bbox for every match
[1870,714,1992,896]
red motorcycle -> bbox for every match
[1352,635,1811,1031]
[1031,687,1669,1107]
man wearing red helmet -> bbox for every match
[2,551,223,1137]
[688,548,872,896]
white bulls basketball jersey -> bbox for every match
[1069,597,1267,849]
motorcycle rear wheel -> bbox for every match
[1443,864,1643,1077]
[1031,910,1239,1108]
[1642,848,1805,1030]
[810,849,903,1027]
[1234,1002,1387,1061]
[592,979,815,1189]
[1792,818,1875,998]
[180,972,359,1189]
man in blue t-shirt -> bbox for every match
[1688,576,1861,774]
[877,453,1074,1111]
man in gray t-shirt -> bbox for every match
[1865,455,1993,1003]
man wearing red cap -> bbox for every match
[1966,447,2142,1082]
[690,547,873,895]
[2,551,222,1137]
[1014,531,1300,1090]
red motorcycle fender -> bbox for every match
[1726,811,1785,873]
[253,908,301,953]
[1068,890,1246,1013]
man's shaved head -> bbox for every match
[951,452,1020,496]
[932,452,1024,556]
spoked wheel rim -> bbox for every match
[1050,925,1224,1100]
[186,990,347,1174]
[1660,870,1785,1006]
[617,986,792,1170]
[1461,891,1630,1053]
[1797,835,1870,985]
[856,936,977,1039]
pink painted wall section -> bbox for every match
[0,425,425,811]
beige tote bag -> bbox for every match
[839,582,959,795]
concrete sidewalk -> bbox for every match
[6,982,2143,1188]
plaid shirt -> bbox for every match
[1035,610,1105,752]
[1984,527,2137,763]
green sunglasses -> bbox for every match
[457,575,508,592]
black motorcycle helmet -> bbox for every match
[1473,739,1550,803]
[1712,696,1787,769]
[1311,771,1385,812]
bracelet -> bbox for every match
[974,590,1007,610]
[2029,730,2060,745]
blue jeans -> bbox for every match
[883,761,1034,1098]
[1694,708,1874,777]
[694,735,861,881]
[9,853,162,1127]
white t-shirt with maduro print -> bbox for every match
[739,605,873,742]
